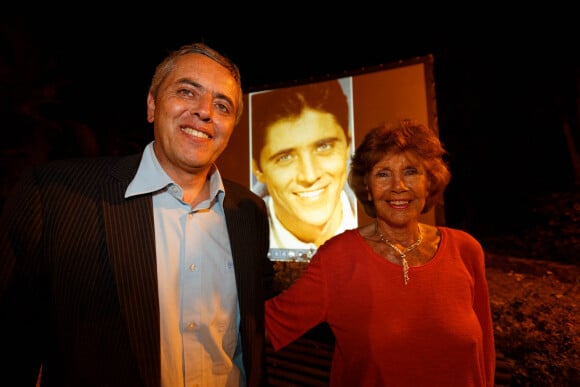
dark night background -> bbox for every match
[1,13,578,263]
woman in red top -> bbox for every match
[266,119,496,386]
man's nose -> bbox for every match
[191,94,213,122]
[296,154,320,183]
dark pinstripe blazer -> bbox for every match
[0,153,273,387]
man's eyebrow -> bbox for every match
[176,78,202,89]
[315,137,341,145]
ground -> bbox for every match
[481,190,579,385]
[486,254,579,386]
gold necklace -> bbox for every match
[375,221,423,285]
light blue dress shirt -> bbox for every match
[125,141,243,387]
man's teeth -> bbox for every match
[298,189,324,198]
[182,127,209,138]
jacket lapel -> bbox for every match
[102,155,161,387]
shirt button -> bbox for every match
[187,322,196,331]
[189,264,196,271]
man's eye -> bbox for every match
[317,142,332,152]
[214,102,230,113]
[178,88,195,97]
[276,153,294,163]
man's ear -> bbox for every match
[146,93,155,123]
[252,159,265,182]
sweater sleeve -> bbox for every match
[475,251,496,386]
[265,248,329,351]
[457,230,496,386]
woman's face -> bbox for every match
[367,151,429,227]
[255,108,350,232]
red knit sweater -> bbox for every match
[266,227,496,386]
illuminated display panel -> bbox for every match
[217,55,439,261]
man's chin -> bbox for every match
[293,214,331,228]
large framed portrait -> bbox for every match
[217,54,439,261]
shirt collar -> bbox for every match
[125,141,225,205]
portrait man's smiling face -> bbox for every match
[255,107,350,234]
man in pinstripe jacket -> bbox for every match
[0,43,273,387]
